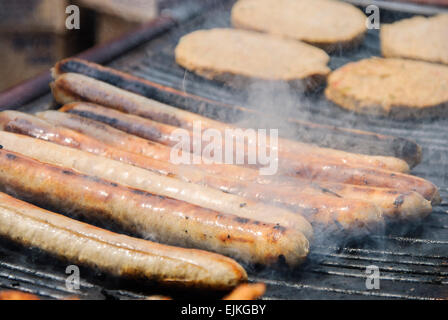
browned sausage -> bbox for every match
[0,192,248,289]
[0,291,40,300]
[223,283,266,300]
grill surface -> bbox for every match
[1,0,448,300]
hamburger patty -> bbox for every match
[231,0,367,52]
[174,28,330,89]
[325,58,448,118]
[381,14,448,65]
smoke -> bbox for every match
[243,81,309,125]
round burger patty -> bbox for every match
[325,58,448,118]
[381,14,448,65]
[231,0,367,51]
[175,28,330,88]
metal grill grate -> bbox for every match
[1,0,447,300]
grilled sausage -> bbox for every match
[59,102,192,151]
[223,283,266,300]
[280,183,432,220]
[0,291,40,300]
[0,151,309,266]
[0,110,387,230]
[38,110,175,162]
[37,109,440,204]
[288,162,439,204]
[50,72,410,173]
[0,192,248,288]
[0,131,313,239]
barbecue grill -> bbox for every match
[0,0,447,300]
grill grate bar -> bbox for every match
[249,277,437,300]
[311,251,448,268]
[428,210,448,216]
[316,261,448,277]
[0,271,80,298]
[105,290,148,300]
[313,245,448,260]
[371,236,448,245]
[0,261,95,289]
[0,283,65,300]
[426,223,448,229]
[309,268,448,285]
[0,262,156,300]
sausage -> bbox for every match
[0,151,309,267]
[286,161,439,203]
[0,131,313,239]
[0,110,389,230]
[223,283,266,300]
[50,72,410,173]
[0,291,40,300]
[281,183,432,220]
[59,103,184,150]
[38,108,440,204]
[38,110,175,162]
[0,192,248,289]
